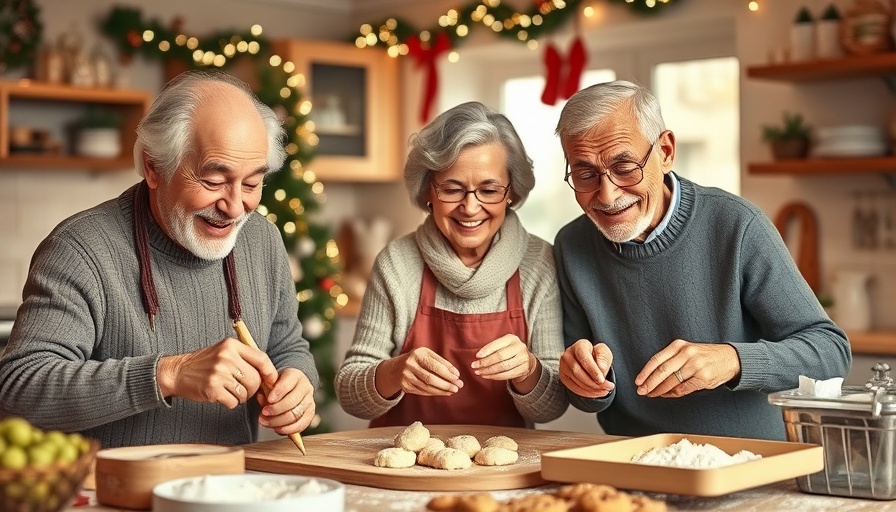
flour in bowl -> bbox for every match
[170,475,325,502]
[631,438,761,468]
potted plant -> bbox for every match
[762,111,812,160]
[816,4,843,59]
[71,107,122,158]
[791,6,815,61]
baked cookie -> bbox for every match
[554,483,605,502]
[473,446,518,466]
[432,447,473,470]
[426,493,500,512]
[394,421,431,452]
[576,486,632,512]
[630,496,667,512]
[446,434,481,458]
[373,447,416,468]
[497,494,567,512]
[483,435,518,451]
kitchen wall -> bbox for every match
[2,0,893,432]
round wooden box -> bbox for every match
[94,444,245,510]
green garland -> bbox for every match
[0,0,42,71]
[356,0,685,51]
[100,7,341,434]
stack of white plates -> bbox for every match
[812,125,888,157]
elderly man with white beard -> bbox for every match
[0,71,318,448]
[553,80,850,441]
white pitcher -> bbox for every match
[832,270,873,331]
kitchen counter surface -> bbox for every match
[70,478,896,511]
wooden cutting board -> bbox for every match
[243,425,615,491]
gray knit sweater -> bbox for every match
[0,184,319,448]
[554,175,851,440]
[335,211,568,425]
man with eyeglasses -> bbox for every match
[553,80,850,440]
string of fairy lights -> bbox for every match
[353,0,679,59]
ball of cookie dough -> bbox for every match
[425,437,446,449]
[446,434,481,457]
[473,446,519,466]
[417,444,444,468]
[482,435,518,452]
[432,447,473,470]
[394,421,431,452]
[374,447,417,468]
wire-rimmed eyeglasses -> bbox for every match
[564,139,656,193]
[433,182,511,204]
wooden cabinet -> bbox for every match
[0,80,150,171]
[746,54,896,177]
[272,38,401,182]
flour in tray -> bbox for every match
[631,438,761,468]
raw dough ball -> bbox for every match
[417,438,446,467]
[483,435,518,451]
[454,493,500,512]
[446,434,481,457]
[394,421,431,452]
[373,447,416,468]
[432,447,473,470]
[473,446,518,466]
[425,437,445,449]
[417,444,444,468]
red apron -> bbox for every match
[371,265,528,428]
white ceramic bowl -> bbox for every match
[152,474,345,512]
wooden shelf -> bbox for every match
[848,330,896,356]
[747,52,896,82]
[749,157,896,176]
[0,80,150,171]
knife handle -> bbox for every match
[233,319,307,455]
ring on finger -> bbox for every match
[234,369,244,381]
[292,405,304,420]
[674,370,684,383]
[233,382,243,395]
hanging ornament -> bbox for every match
[304,314,325,339]
[541,36,588,106]
[320,276,335,292]
[295,236,316,258]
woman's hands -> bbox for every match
[375,347,464,399]
[472,334,540,394]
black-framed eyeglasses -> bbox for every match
[564,139,657,193]
[432,182,511,204]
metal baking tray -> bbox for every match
[540,433,823,497]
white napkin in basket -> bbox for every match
[798,375,843,398]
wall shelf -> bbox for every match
[749,157,896,176]
[848,330,896,356]
[747,53,896,82]
[0,80,150,171]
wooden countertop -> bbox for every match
[848,330,896,356]
[69,479,896,511]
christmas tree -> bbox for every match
[101,7,345,433]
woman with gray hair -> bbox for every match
[336,101,568,427]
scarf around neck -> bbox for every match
[414,209,530,300]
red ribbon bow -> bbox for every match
[407,32,452,124]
